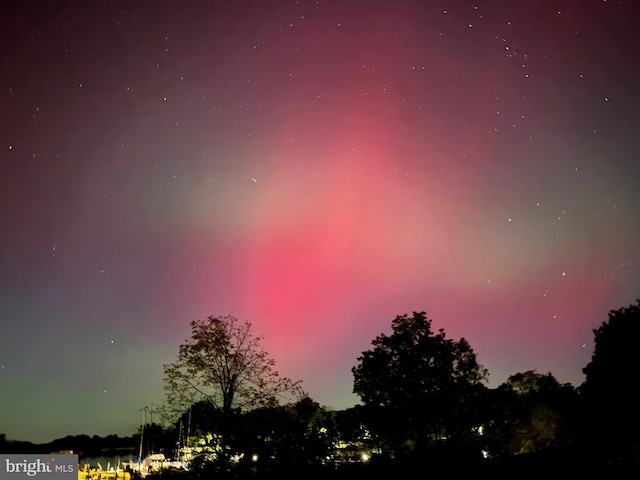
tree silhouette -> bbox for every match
[484,371,578,456]
[581,300,640,463]
[233,397,335,472]
[163,315,304,456]
[352,311,488,456]
[164,315,303,414]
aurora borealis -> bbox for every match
[1,0,639,443]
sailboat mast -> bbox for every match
[138,407,146,459]
[186,405,192,446]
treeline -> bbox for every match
[3,300,639,477]
[0,432,137,458]
[148,301,640,477]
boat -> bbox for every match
[119,407,192,477]
[77,462,131,480]
[123,453,187,478]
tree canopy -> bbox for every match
[580,300,640,460]
[352,311,488,453]
[483,370,578,456]
[163,315,303,416]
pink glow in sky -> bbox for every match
[1,1,638,443]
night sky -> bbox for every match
[1,0,639,444]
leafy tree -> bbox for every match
[215,397,336,476]
[334,406,375,462]
[163,315,303,456]
[352,311,488,456]
[484,371,577,456]
[581,300,640,462]
[164,315,303,414]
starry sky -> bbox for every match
[1,0,639,444]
